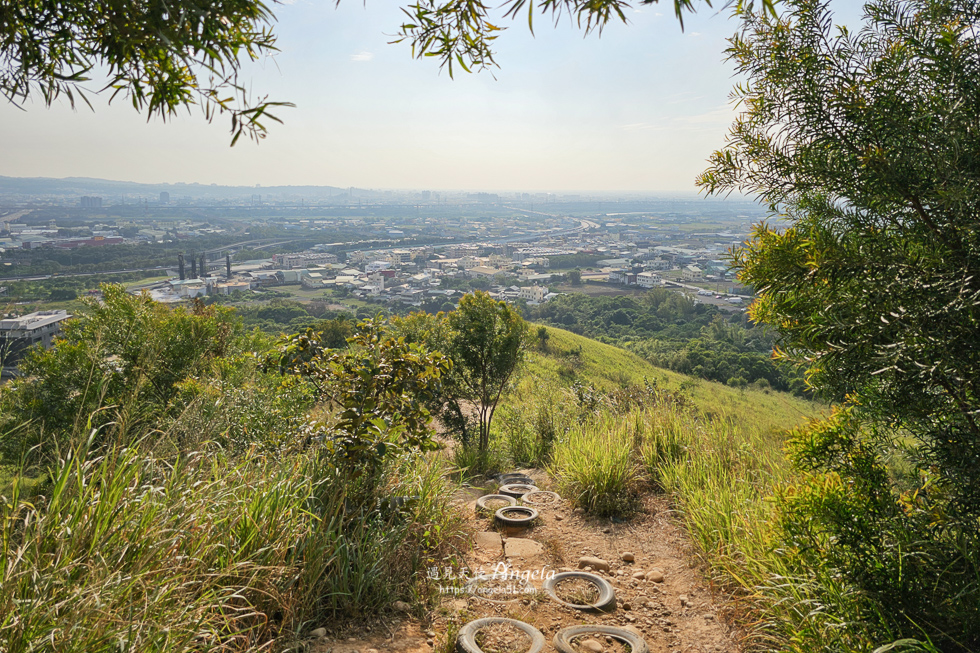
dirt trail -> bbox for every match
[311,469,740,653]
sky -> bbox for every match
[0,1,864,193]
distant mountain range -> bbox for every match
[0,176,352,200]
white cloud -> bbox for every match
[622,106,736,133]
[622,122,666,132]
[350,51,374,62]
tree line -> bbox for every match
[524,291,810,396]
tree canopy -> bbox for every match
[699,0,980,646]
[1,0,290,144]
[446,291,529,452]
[1,0,774,142]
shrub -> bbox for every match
[0,285,239,462]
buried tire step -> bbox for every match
[521,490,560,506]
[542,570,617,612]
[475,493,518,515]
[552,625,649,653]
[494,505,539,527]
[498,483,539,498]
[457,617,546,653]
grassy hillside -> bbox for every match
[493,327,873,651]
[520,324,820,434]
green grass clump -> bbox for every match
[497,378,576,468]
[549,414,643,517]
[636,409,691,488]
[450,440,510,480]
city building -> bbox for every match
[0,310,72,368]
[682,265,704,281]
[518,285,548,303]
[637,271,664,288]
[273,252,339,269]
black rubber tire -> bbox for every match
[498,483,539,498]
[498,473,535,485]
[463,574,531,604]
[552,625,648,653]
[457,618,546,653]
[543,571,617,612]
[494,505,539,526]
[475,494,517,515]
[521,490,560,506]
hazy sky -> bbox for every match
[0,1,863,192]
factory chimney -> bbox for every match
[226,253,232,279]
[190,256,197,279]
[200,254,207,279]
[178,253,185,281]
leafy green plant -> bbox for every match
[0,285,239,462]
[699,0,980,647]
[277,318,450,470]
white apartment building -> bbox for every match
[637,271,663,288]
[682,265,704,281]
[518,285,548,303]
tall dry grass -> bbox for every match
[0,434,465,652]
[545,403,894,651]
[549,413,643,517]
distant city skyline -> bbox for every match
[0,1,864,192]
[0,173,748,197]
[1,175,766,207]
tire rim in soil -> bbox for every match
[521,490,560,506]
[552,625,649,653]
[475,493,518,515]
[498,483,539,498]
[457,617,546,653]
[542,571,616,612]
[498,473,535,485]
[494,505,539,527]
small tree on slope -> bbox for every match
[446,291,529,453]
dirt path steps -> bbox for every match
[312,470,739,653]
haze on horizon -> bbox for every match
[0,1,863,193]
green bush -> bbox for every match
[165,356,315,454]
[779,411,980,650]
[1,285,240,463]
